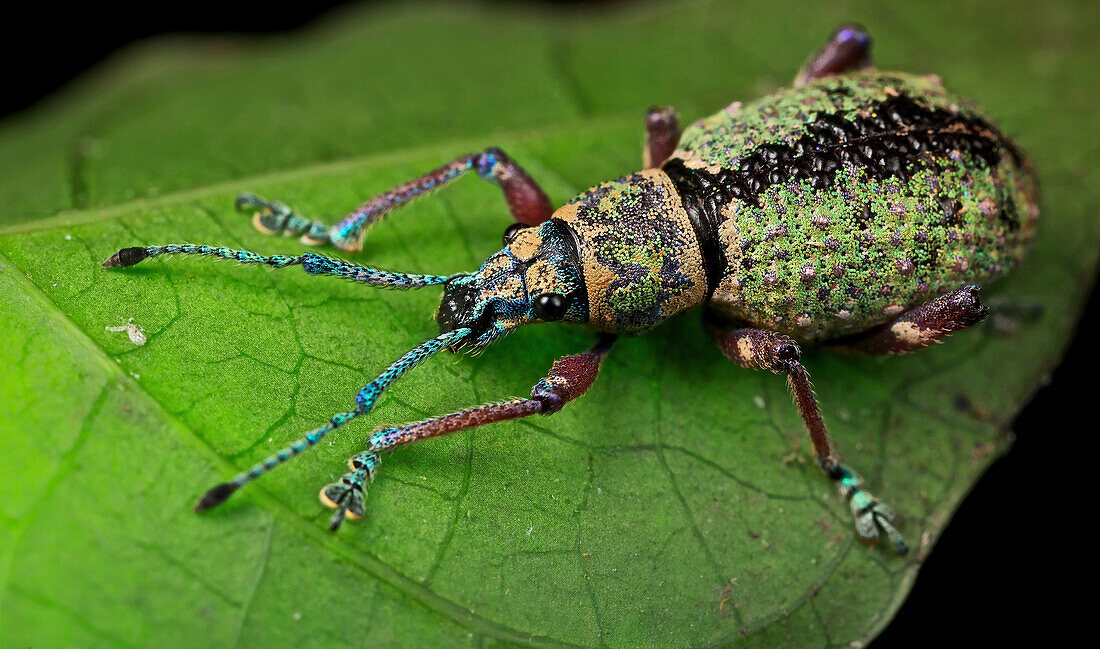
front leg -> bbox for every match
[238,147,553,252]
[706,315,907,554]
[321,334,618,529]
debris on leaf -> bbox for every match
[105,318,147,346]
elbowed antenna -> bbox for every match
[193,327,472,513]
[101,242,475,512]
[102,243,453,289]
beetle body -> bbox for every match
[526,70,1039,340]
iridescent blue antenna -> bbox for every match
[193,327,470,512]
[101,243,472,510]
[101,244,451,289]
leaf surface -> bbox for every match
[1,1,1097,647]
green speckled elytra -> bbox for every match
[103,26,1037,552]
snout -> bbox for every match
[436,277,476,334]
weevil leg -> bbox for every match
[794,25,872,88]
[823,285,989,356]
[320,333,617,530]
[644,106,682,168]
[237,147,553,252]
[192,328,471,514]
[705,313,907,554]
[101,244,455,289]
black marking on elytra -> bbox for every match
[854,203,874,230]
[937,195,964,227]
[672,94,1019,209]
[997,200,1021,232]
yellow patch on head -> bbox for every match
[508,227,543,260]
[524,257,563,296]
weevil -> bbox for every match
[102,26,1038,553]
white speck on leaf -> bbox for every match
[105,318,146,346]
[753,395,766,408]
[64,234,72,240]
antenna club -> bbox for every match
[193,482,240,512]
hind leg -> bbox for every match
[823,285,989,356]
[794,25,873,88]
[706,313,907,553]
[644,106,682,168]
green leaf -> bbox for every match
[1,1,1096,647]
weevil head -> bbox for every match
[437,219,588,351]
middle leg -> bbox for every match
[644,106,682,168]
[705,314,907,553]
[822,285,989,355]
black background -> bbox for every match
[6,2,1090,646]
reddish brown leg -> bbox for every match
[644,106,682,168]
[238,147,554,252]
[794,24,872,88]
[476,148,556,227]
[824,285,989,356]
[705,314,907,553]
[321,333,617,529]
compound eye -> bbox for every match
[533,293,569,321]
[502,223,530,246]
